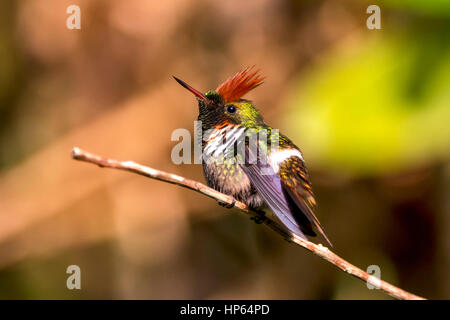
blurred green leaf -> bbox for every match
[283,33,450,175]
[382,0,450,16]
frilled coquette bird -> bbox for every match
[174,67,332,246]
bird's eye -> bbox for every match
[226,105,236,114]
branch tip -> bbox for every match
[71,147,81,159]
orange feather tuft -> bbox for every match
[216,66,266,103]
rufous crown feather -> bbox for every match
[216,66,265,103]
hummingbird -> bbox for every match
[174,67,332,246]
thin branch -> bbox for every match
[71,146,425,300]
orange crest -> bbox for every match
[216,66,265,103]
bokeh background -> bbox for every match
[0,0,448,299]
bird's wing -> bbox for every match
[239,142,332,246]
[277,155,332,247]
[240,159,309,241]
[238,142,310,241]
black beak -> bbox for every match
[173,76,208,101]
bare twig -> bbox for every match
[71,146,425,300]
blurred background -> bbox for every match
[0,0,448,299]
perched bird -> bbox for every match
[174,67,332,246]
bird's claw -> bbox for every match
[251,210,266,224]
[218,199,236,209]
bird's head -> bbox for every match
[174,67,266,129]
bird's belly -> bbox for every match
[203,160,264,209]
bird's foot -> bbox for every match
[218,199,236,209]
[251,210,266,224]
